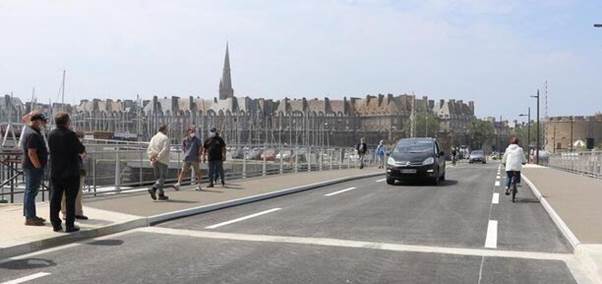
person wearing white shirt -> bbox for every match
[147,125,170,200]
[502,136,527,195]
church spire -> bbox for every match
[219,42,234,100]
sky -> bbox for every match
[1,0,601,119]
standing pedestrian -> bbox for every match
[147,125,170,200]
[356,137,368,169]
[48,112,86,233]
[203,128,226,188]
[375,140,386,169]
[174,128,203,191]
[61,131,88,220]
[21,112,49,226]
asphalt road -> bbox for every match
[0,162,582,284]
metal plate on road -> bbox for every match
[400,169,417,174]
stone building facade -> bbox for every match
[545,114,602,152]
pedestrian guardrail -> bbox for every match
[548,151,602,179]
[1,143,377,203]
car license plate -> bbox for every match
[400,169,417,174]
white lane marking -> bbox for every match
[205,208,282,229]
[1,272,51,284]
[491,193,499,204]
[484,220,498,249]
[495,175,500,179]
[139,227,571,261]
[375,178,386,183]
[324,187,356,197]
[494,181,500,187]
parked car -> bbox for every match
[386,137,446,185]
[260,148,277,161]
[245,148,263,160]
[276,149,293,160]
[469,150,487,164]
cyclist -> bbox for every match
[501,136,527,196]
[451,147,457,166]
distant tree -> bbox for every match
[468,119,494,149]
[404,113,440,138]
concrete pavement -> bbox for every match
[0,168,382,260]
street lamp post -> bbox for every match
[519,107,531,152]
[594,24,602,28]
[530,90,540,164]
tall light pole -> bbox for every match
[530,90,540,164]
[594,24,602,28]
[519,107,531,151]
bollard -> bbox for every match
[307,147,311,173]
[329,150,333,171]
[93,156,97,196]
[319,149,323,171]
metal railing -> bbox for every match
[548,151,602,179]
[1,143,377,203]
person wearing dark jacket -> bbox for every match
[48,112,86,233]
[356,137,368,169]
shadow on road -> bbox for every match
[157,199,198,204]
[85,239,124,246]
[0,258,57,270]
[515,198,540,204]
[394,179,459,187]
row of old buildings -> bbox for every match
[2,45,477,149]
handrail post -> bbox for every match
[114,151,121,192]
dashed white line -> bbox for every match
[495,181,500,187]
[324,187,356,197]
[491,193,499,204]
[495,175,501,179]
[484,220,498,249]
[1,272,51,284]
[375,178,386,183]
[205,208,282,229]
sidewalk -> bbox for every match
[522,165,602,283]
[0,168,382,259]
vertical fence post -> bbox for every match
[262,154,267,176]
[307,146,311,173]
[319,148,323,171]
[242,151,247,179]
[294,148,299,173]
[114,151,121,192]
[279,145,284,175]
[93,156,97,196]
[329,149,333,171]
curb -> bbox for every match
[0,171,384,260]
[521,174,580,249]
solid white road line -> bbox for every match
[205,208,282,229]
[484,220,498,249]
[1,272,51,284]
[491,193,499,204]
[324,187,356,197]
[375,178,386,183]
[139,227,571,261]
[494,181,500,187]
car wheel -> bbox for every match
[386,177,396,185]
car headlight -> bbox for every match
[422,157,435,165]
[387,157,396,166]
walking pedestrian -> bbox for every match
[502,136,527,195]
[203,128,226,188]
[61,131,88,220]
[174,128,203,191]
[356,137,368,169]
[375,140,386,169]
[147,125,170,200]
[21,112,48,226]
[48,112,86,233]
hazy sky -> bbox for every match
[2,0,601,119]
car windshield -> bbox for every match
[471,151,484,155]
[394,140,433,153]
